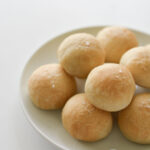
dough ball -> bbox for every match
[120,46,150,88]
[97,26,138,63]
[85,63,135,112]
[57,33,105,78]
[118,93,150,144]
[28,64,76,110]
[62,93,112,142]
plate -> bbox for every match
[20,26,150,150]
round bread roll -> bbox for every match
[85,63,135,112]
[97,26,138,63]
[120,46,150,88]
[28,64,76,110]
[62,93,112,142]
[118,93,150,144]
[57,33,105,78]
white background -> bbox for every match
[0,0,150,149]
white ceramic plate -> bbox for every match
[20,26,150,150]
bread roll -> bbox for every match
[97,26,138,63]
[57,33,105,78]
[118,93,150,144]
[85,63,135,112]
[28,64,76,110]
[120,46,150,88]
[62,93,112,142]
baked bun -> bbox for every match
[57,33,105,78]
[28,64,76,110]
[120,46,150,88]
[118,93,150,144]
[85,63,135,112]
[62,93,112,142]
[97,26,138,63]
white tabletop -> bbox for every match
[1,0,150,149]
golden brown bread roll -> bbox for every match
[118,93,150,144]
[62,93,112,142]
[97,26,138,63]
[57,33,105,78]
[28,64,76,110]
[85,63,135,112]
[120,46,150,88]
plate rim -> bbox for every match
[19,25,150,150]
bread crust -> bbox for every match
[118,93,150,144]
[85,63,135,112]
[62,93,112,142]
[28,64,76,110]
[58,33,105,78]
[97,26,138,63]
[120,46,150,88]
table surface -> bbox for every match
[1,0,150,149]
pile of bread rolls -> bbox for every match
[28,26,150,144]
